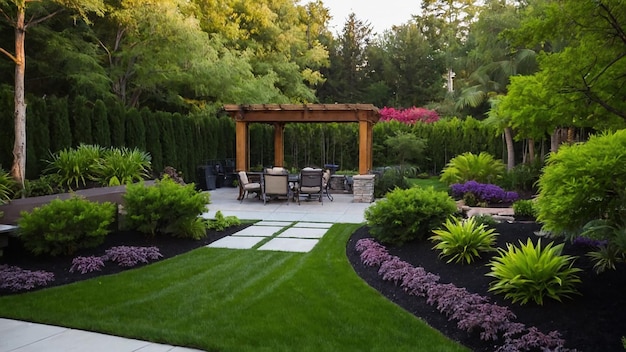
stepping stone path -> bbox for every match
[207,221,333,253]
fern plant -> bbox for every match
[440,152,506,185]
[487,238,582,305]
[429,217,499,264]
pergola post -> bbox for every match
[358,119,373,175]
[235,120,248,172]
[273,122,285,167]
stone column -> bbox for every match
[352,174,375,203]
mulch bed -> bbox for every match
[346,222,626,352]
[2,222,625,351]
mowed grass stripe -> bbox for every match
[0,224,468,352]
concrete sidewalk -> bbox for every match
[1,187,374,352]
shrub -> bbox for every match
[0,265,55,291]
[373,167,411,198]
[430,217,499,264]
[487,239,582,305]
[70,256,106,274]
[44,144,104,190]
[92,147,152,186]
[206,211,241,231]
[440,152,506,185]
[535,130,626,236]
[365,187,457,245]
[18,197,116,256]
[123,177,209,239]
[102,246,162,267]
[512,199,536,219]
[471,214,498,228]
[579,219,626,273]
[20,174,63,197]
[497,161,542,194]
[379,106,440,124]
[450,181,518,206]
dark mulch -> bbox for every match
[2,222,625,351]
[346,222,626,352]
[0,224,250,296]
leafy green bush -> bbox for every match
[92,147,152,186]
[373,167,411,198]
[536,130,626,236]
[430,217,499,264]
[206,211,241,231]
[512,199,536,218]
[20,174,63,197]
[18,197,116,256]
[498,161,542,194]
[440,152,506,185]
[487,239,582,305]
[365,187,457,245]
[471,214,498,228]
[123,177,209,239]
[44,144,104,190]
[0,169,16,203]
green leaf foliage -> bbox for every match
[123,177,209,239]
[440,152,506,185]
[430,217,499,264]
[206,211,241,232]
[365,187,457,245]
[0,168,16,203]
[92,147,152,186]
[580,220,626,274]
[17,197,116,256]
[512,199,536,218]
[535,130,626,235]
[487,239,582,305]
[44,144,104,190]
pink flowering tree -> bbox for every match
[379,107,440,124]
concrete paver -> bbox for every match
[258,238,319,253]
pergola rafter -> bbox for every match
[223,104,380,175]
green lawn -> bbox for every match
[0,224,467,352]
[408,176,449,192]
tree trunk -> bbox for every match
[504,127,515,170]
[527,138,535,163]
[11,6,26,191]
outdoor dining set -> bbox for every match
[237,167,333,205]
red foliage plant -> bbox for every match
[379,107,440,124]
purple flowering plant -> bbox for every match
[355,238,569,351]
[451,181,518,206]
[69,256,106,274]
[0,264,55,292]
[102,246,162,267]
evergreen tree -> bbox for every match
[107,99,126,148]
[71,95,93,145]
[142,108,162,174]
[157,111,176,168]
[92,99,111,147]
[125,108,146,150]
[48,96,72,152]
[26,96,50,178]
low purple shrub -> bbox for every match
[0,264,55,291]
[572,236,608,248]
[102,246,162,267]
[451,181,519,205]
[355,237,570,351]
[69,256,106,274]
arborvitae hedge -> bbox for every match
[92,99,111,147]
[48,96,72,152]
[143,111,162,174]
[26,97,50,178]
[125,108,146,151]
[108,99,125,148]
[71,95,93,145]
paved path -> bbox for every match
[1,187,374,352]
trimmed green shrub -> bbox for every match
[206,211,241,231]
[430,217,499,264]
[123,177,209,239]
[579,220,626,273]
[513,199,536,219]
[471,214,498,228]
[92,147,152,186]
[365,187,457,245]
[20,174,62,197]
[373,167,411,198]
[536,130,626,236]
[18,197,116,256]
[71,95,93,145]
[440,152,506,185]
[92,99,111,147]
[487,239,582,305]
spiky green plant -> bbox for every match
[92,147,152,186]
[487,239,582,305]
[44,144,104,190]
[430,217,499,264]
[440,152,506,185]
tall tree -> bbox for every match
[0,0,104,188]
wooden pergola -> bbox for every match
[222,104,380,175]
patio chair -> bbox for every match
[262,167,291,205]
[237,171,261,202]
[322,169,333,202]
[298,168,324,205]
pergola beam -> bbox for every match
[223,104,380,175]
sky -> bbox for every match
[319,0,423,35]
